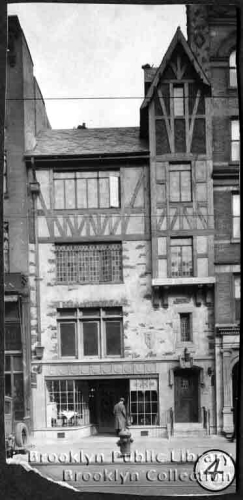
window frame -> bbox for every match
[58,321,77,359]
[129,378,159,426]
[173,84,185,117]
[233,274,240,323]
[57,307,123,359]
[4,300,22,351]
[55,242,123,285]
[230,118,240,162]
[229,50,237,88]
[46,379,91,428]
[103,318,123,358]
[179,312,193,342]
[53,170,120,210]
[4,354,24,420]
[170,237,193,278]
[232,192,240,240]
[169,163,192,202]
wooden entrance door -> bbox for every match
[174,370,199,422]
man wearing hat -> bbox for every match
[113,397,126,436]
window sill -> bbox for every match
[56,281,124,286]
[152,276,215,286]
[53,207,121,212]
[231,238,240,244]
[176,341,194,347]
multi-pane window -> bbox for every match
[54,171,120,209]
[5,301,22,351]
[46,380,90,427]
[234,275,240,322]
[232,193,240,239]
[4,222,9,273]
[170,238,193,277]
[130,379,158,426]
[229,50,237,88]
[5,354,24,420]
[231,119,240,161]
[173,85,184,116]
[180,313,192,342]
[58,307,123,359]
[169,164,192,202]
[56,243,122,284]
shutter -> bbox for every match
[109,176,119,207]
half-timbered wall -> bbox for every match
[33,164,150,242]
[148,43,214,282]
[28,159,214,361]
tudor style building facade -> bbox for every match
[25,24,214,440]
[18,5,240,439]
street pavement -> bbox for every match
[8,434,236,495]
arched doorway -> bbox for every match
[174,368,200,423]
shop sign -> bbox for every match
[130,379,158,391]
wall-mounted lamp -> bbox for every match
[35,344,44,360]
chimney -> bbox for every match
[142,64,157,96]
[77,123,86,129]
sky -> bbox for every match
[8,4,186,129]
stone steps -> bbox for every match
[173,423,207,437]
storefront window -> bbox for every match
[129,379,158,426]
[46,379,90,427]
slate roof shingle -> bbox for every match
[25,127,149,157]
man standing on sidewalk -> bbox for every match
[113,397,126,436]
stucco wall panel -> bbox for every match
[35,241,213,362]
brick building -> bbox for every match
[6,6,239,440]
[4,16,50,432]
[187,4,240,437]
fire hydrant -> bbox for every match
[117,429,134,457]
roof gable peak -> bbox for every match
[141,27,210,110]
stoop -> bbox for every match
[173,423,207,438]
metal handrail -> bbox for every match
[169,407,174,436]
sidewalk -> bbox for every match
[26,433,236,463]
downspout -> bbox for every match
[30,156,41,347]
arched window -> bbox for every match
[229,50,237,87]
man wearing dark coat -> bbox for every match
[113,397,126,436]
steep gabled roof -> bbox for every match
[141,27,210,110]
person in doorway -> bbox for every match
[113,397,126,436]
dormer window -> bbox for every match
[173,85,184,116]
[229,50,237,88]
